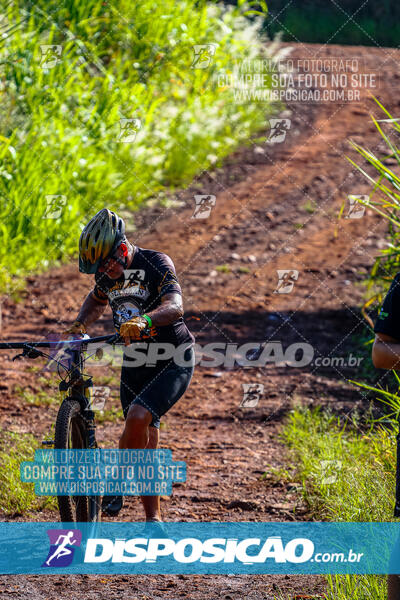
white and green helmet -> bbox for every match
[79,208,126,274]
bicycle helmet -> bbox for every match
[79,208,126,274]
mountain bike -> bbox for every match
[0,331,141,523]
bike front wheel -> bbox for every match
[54,398,101,523]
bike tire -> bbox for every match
[54,398,95,523]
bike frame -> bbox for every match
[0,330,153,521]
[0,334,121,425]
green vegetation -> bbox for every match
[346,97,400,306]
[281,406,395,521]
[95,404,123,424]
[0,430,57,514]
[277,405,396,599]
[12,375,61,406]
[283,94,400,600]
[95,373,119,387]
[0,0,282,290]
[216,264,231,273]
[302,199,316,214]
[16,388,58,406]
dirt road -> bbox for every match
[0,42,399,598]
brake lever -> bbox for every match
[108,333,123,345]
[112,327,155,344]
[13,345,43,361]
[123,327,155,342]
[140,326,154,340]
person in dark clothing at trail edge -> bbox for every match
[63,208,195,530]
[372,272,400,599]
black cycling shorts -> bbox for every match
[120,346,195,428]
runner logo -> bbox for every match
[118,118,141,142]
[346,195,368,218]
[87,386,110,412]
[43,195,67,219]
[274,270,299,294]
[267,119,291,144]
[123,269,146,286]
[320,459,342,485]
[192,195,216,219]
[40,45,62,69]
[191,44,217,69]
[42,529,82,568]
[240,383,264,408]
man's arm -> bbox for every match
[372,332,400,370]
[119,292,184,346]
[75,290,108,329]
[145,292,183,326]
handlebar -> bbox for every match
[0,328,154,351]
[0,329,154,387]
[0,333,120,350]
[0,326,156,372]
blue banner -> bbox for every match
[1,522,400,574]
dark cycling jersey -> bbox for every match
[374,272,400,340]
[93,246,195,347]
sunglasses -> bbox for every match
[98,242,128,271]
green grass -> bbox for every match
[275,405,396,600]
[302,199,317,214]
[14,384,123,420]
[215,264,231,273]
[0,0,283,291]
[95,373,119,387]
[95,404,123,424]
[281,406,395,521]
[0,430,57,514]
[346,97,400,302]
[12,382,60,406]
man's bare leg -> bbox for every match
[141,426,161,521]
[119,404,151,449]
[119,405,161,521]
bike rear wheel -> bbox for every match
[54,398,101,523]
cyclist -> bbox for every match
[63,208,195,527]
[372,273,400,598]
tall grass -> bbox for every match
[282,406,395,522]
[278,405,396,600]
[0,430,56,514]
[310,96,400,599]
[346,97,400,312]
[0,0,285,290]
[273,94,400,600]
